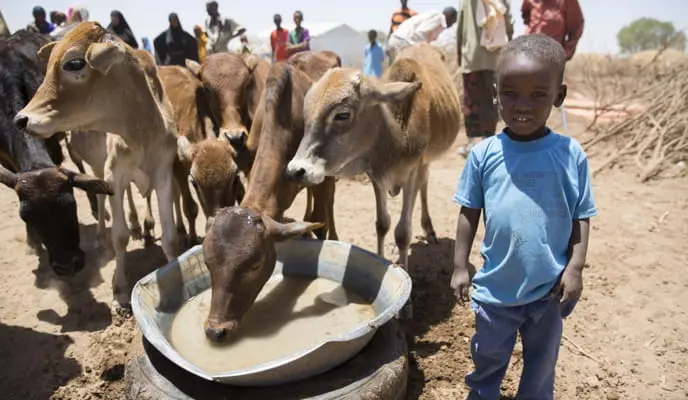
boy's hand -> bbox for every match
[450,264,471,305]
[555,266,583,304]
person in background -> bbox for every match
[387,0,418,65]
[154,13,199,66]
[456,0,514,157]
[26,6,54,34]
[50,5,88,40]
[363,30,385,78]
[239,34,251,55]
[386,7,457,60]
[107,10,138,49]
[205,1,245,55]
[287,10,310,56]
[49,11,66,27]
[141,37,153,54]
[270,14,290,62]
[194,25,209,63]
[388,0,417,38]
[522,0,584,61]
[451,33,596,400]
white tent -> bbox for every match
[256,22,368,67]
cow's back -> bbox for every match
[389,43,461,162]
[158,65,209,142]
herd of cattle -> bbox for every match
[0,21,461,342]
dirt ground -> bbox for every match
[0,109,686,400]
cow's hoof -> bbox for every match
[425,232,440,244]
[112,301,133,319]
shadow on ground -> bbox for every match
[0,322,81,399]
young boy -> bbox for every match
[363,30,385,78]
[451,33,597,400]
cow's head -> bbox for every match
[177,136,244,233]
[202,207,322,342]
[186,53,259,144]
[14,22,130,138]
[0,165,112,276]
[285,68,422,185]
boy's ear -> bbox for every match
[554,84,567,108]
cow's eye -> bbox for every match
[333,111,351,121]
[63,58,86,72]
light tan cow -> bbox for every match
[13,22,180,313]
[286,43,462,271]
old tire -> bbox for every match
[125,319,408,400]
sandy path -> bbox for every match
[0,113,686,400]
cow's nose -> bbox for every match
[14,114,28,130]
[205,326,228,342]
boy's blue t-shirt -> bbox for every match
[454,130,597,307]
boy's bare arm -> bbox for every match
[451,206,481,304]
[555,218,590,303]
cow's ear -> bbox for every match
[0,165,18,189]
[85,42,126,75]
[185,59,202,77]
[260,214,324,242]
[37,41,57,63]
[368,80,422,103]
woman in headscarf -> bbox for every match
[153,13,199,66]
[107,10,138,48]
[50,5,89,40]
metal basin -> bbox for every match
[131,238,413,387]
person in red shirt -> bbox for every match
[270,13,290,62]
[521,0,584,60]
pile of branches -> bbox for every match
[582,60,688,182]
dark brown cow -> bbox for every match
[0,29,112,276]
[202,60,340,342]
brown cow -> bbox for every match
[286,43,462,271]
[201,60,340,342]
[185,52,269,147]
[14,22,180,313]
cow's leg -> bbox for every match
[309,178,338,241]
[394,167,423,271]
[372,178,391,258]
[66,140,104,221]
[90,167,110,244]
[109,180,131,314]
[174,164,198,246]
[172,182,187,247]
[418,164,439,244]
[303,188,313,222]
[324,178,338,241]
[156,168,180,262]
[126,184,143,241]
[143,195,155,247]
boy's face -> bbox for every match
[274,16,281,26]
[368,32,377,42]
[496,53,566,137]
[294,13,302,25]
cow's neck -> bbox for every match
[96,64,173,147]
[241,119,303,219]
[359,103,417,182]
[3,129,55,172]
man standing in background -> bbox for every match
[270,14,290,62]
[363,30,385,78]
[456,0,514,157]
[521,0,584,60]
[205,1,245,55]
[388,0,418,37]
[26,6,54,35]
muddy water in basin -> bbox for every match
[168,276,376,374]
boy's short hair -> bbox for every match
[498,34,567,84]
[368,30,377,38]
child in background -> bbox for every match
[287,10,310,55]
[451,33,597,400]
